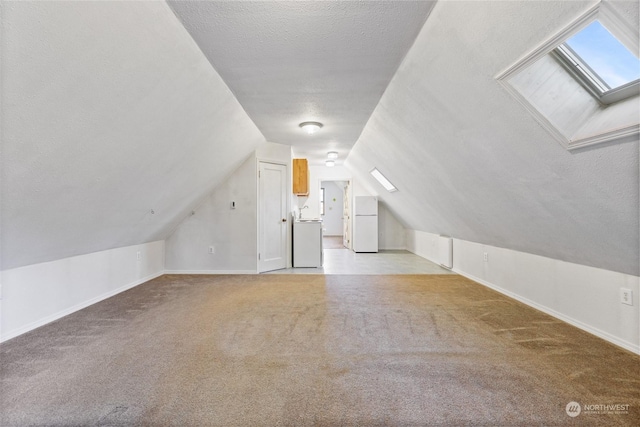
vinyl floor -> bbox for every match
[269,248,456,275]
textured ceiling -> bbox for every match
[167,0,435,166]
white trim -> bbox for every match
[599,81,640,105]
[553,45,610,98]
[453,269,640,355]
[599,0,640,55]
[495,78,570,148]
[495,0,639,151]
[552,36,640,105]
[405,230,640,356]
[379,246,407,251]
[569,123,640,149]
[495,2,600,81]
[163,270,257,275]
[1,271,164,343]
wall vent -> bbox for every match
[438,235,453,269]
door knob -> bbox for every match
[282,218,287,222]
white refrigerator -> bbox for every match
[353,196,378,253]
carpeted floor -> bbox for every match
[1,274,639,426]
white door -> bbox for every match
[258,162,287,272]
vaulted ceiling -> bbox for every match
[1,1,265,269]
[2,0,638,276]
[347,0,638,275]
[167,0,435,166]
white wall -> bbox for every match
[300,165,406,250]
[321,181,344,235]
[378,203,406,250]
[406,229,640,354]
[2,1,265,270]
[165,142,292,273]
[2,140,292,341]
[0,241,165,343]
[257,141,293,166]
[297,165,352,219]
[164,155,258,273]
[346,0,639,276]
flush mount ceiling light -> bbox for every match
[327,151,338,159]
[325,160,335,167]
[370,168,397,192]
[299,121,323,134]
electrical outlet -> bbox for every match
[483,252,488,262]
[136,251,141,261]
[620,288,633,306]
[208,246,215,254]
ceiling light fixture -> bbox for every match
[370,168,397,192]
[327,151,338,159]
[325,160,335,167]
[299,121,323,134]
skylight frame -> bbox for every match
[370,168,397,193]
[552,32,640,105]
[494,1,640,151]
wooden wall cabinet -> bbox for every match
[293,158,309,195]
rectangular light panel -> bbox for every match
[370,168,397,192]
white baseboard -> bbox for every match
[405,229,639,355]
[1,271,164,343]
[454,269,640,355]
[163,270,257,275]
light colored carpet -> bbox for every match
[1,274,639,426]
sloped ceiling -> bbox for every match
[3,0,637,278]
[346,0,639,276]
[167,0,435,166]
[1,1,265,270]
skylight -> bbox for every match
[496,2,640,150]
[370,168,397,192]
[566,21,639,88]
[555,20,640,104]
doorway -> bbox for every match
[258,161,288,272]
[320,180,351,250]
